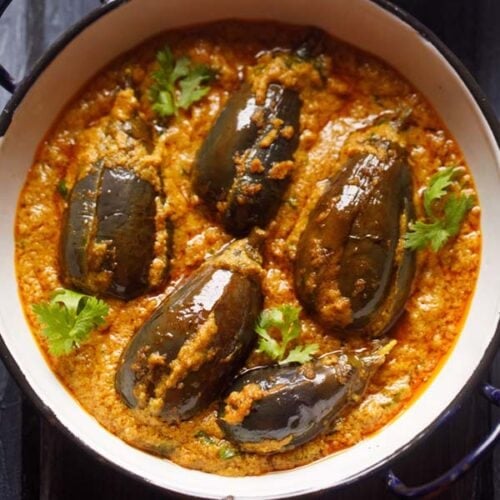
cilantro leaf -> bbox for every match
[56,179,69,199]
[152,90,176,117]
[194,431,238,460]
[404,167,474,252]
[219,444,238,460]
[194,430,217,445]
[255,305,317,365]
[404,220,450,252]
[443,193,475,237]
[177,65,215,110]
[170,56,191,81]
[32,289,109,356]
[422,166,456,216]
[149,46,215,117]
[156,46,174,74]
[281,343,319,365]
[254,327,281,359]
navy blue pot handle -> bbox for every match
[0,0,116,94]
[0,0,16,93]
[386,383,500,498]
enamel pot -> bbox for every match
[0,0,499,498]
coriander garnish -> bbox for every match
[194,430,217,446]
[32,288,109,356]
[194,431,238,460]
[56,179,69,199]
[149,45,216,117]
[219,445,238,460]
[255,305,319,365]
[404,166,474,252]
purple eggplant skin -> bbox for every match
[218,346,388,454]
[192,83,301,236]
[115,236,264,423]
[60,162,168,300]
[294,142,416,337]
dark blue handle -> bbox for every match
[386,383,500,498]
[0,0,13,17]
[483,382,500,405]
[0,0,16,93]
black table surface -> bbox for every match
[0,1,499,499]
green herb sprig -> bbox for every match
[194,431,238,460]
[32,289,109,356]
[149,46,215,117]
[404,167,474,252]
[255,305,318,365]
[56,179,69,199]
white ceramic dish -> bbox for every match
[0,0,499,498]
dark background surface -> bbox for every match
[0,0,498,498]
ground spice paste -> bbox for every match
[15,21,480,476]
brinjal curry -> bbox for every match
[15,21,480,476]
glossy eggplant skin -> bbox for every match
[294,142,416,336]
[61,163,167,300]
[218,347,387,454]
[192,83,301,236]
[115,236,264,422]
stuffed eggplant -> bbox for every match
[61,162,169,300]
[115,233,264,422]
[294,140,416,336]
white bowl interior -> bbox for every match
[0,0,499,498]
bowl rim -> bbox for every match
[0,0,499,496]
